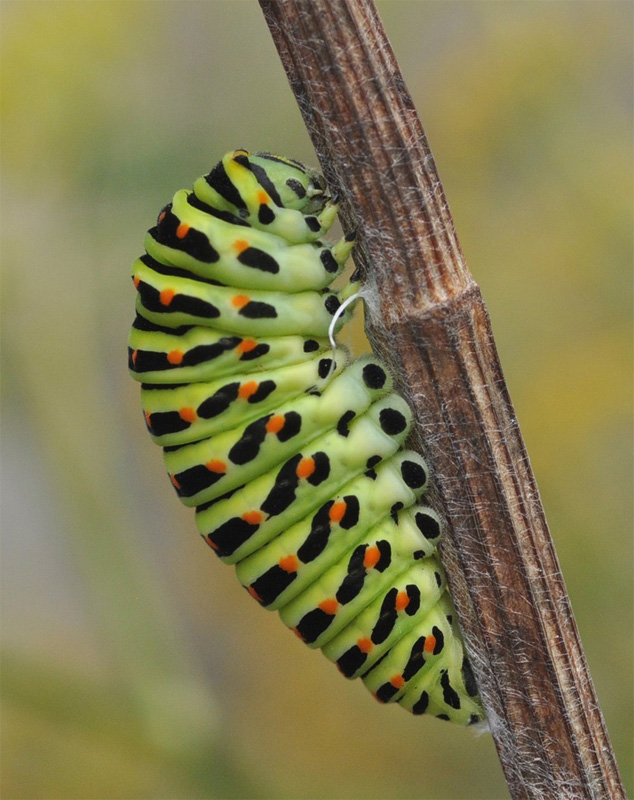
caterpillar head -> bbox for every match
[194,149,339,244]
[248,151,328,215]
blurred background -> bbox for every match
[1,2,631,798]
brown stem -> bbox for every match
[259,1,626,798]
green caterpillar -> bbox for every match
[128,148,484,725]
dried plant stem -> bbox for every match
[259,1,626,798]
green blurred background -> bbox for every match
[1,2,631,798]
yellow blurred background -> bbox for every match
[1,2,631,798]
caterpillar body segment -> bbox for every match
[129,148,485,726]
[145,188,353,293]
[129,315,332,386]
[140,348,343,447]
[132,253,347,338]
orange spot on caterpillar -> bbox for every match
[247,585,263,603]
[292,627,305,641]
[179,407,196,423]
[318,598,338,616]
[363,546,381,569]
[395,591,410,612]
[160,288,176,306]
[131,349,138,365]
[238,381,258,400]
[279,555,298,573]
[133,275,140,288]
[176,223,190,239]
[144,411,152,428]
[236,338,257,354]
[424,635,437,654]
[205,459,226,473]
[357,638,373,654]
[329,501,347,523]
[233,239,250,254]
[242,510,263,526]
[232,294,250,309]
[390,675,405,689]
[266,415,285,434]
[167,350,183,365]
[257,190,269,205]
[169,474,181,490]
[296,457,315,479]
[205,537,219,551]
[157,210,167,224]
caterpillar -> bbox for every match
[128,148,485,725]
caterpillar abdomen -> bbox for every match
[129,149,485,726]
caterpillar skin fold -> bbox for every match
[129,148,485,725]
